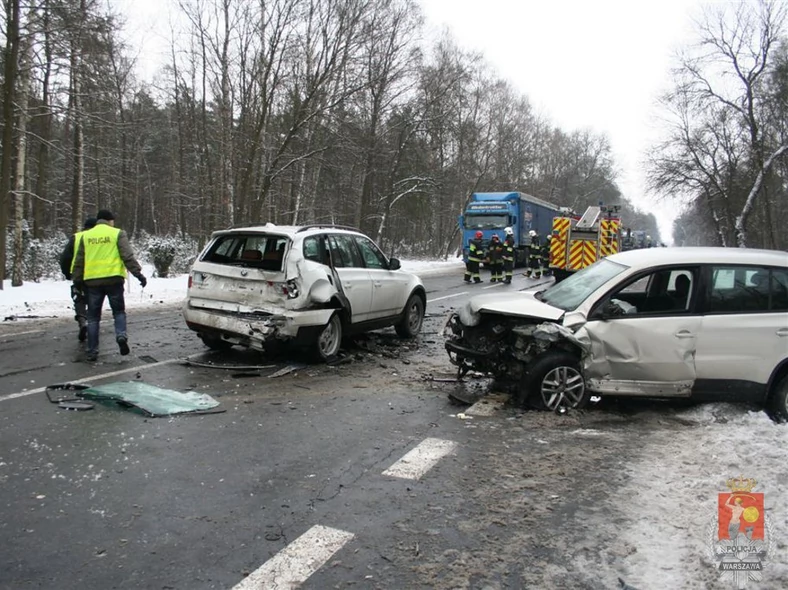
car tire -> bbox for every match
[519,350,588,411]
[770,374,788,422]
[200,333,232,351]
[314,313,342,361]
[395,293,425,338]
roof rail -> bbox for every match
[295,224,361,233]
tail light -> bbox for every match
[188,274,193,289]
[283,279,299,299]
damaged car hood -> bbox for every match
[458,291,565,326]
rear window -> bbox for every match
[202,233,290,271]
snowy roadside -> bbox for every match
[615,404,788,588]
[0,259,463,321]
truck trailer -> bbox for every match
[459,192,562,266]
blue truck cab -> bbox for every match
[459,192,562,265]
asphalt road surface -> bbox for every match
[0,268,772,590]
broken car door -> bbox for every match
[353,236,408,320]
[581,267,702,397]
[327,234,373,323]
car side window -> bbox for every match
[709,266,785,313]
[303,236,323,263]
[328,235,363,268]
[773,269,788,311]
[354,236,388,269]
[603,267,696,316]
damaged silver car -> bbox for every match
[445,247,788,419]
[184,224,426,360]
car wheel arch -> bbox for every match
[517,347,588,411]
[766,358,788,404]
[395,289,426,338]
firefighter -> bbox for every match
[487,234,504,283]
[524,230,541,278]
[502,226,515,284]
[540,234,552,277]
[464,230,484,283]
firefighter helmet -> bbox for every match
[492,234,500,240]
[504,226,514,236]
[528,230,537,237]
[475,231,483,239]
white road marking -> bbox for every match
[482,283,504,289]
[1,357,188,402]
[382,437,458,480]
[427,292,468,303]
[231,525,354,590]
[465,396,506,416]
[0,329,43,339]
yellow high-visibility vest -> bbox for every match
[82,225,126,280]
[70,231,86,274]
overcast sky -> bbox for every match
[419,0,707,241]
[119,0,709,242]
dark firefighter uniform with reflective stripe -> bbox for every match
[487,236,504,283]
[540,235,552,276]
[464,236,484,283]
[502,234,515,284]
[524,233,542,278]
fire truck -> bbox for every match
[548,205,622,282]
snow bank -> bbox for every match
[0,259,462,320]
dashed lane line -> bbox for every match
[464,394,507,416]
[0,329,44,339]
[231,525,354,590]
[0,356,204,402]
[427,292,468,303]
[382,437,458,480]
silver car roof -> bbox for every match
[607,247,788,268]
[209,224,364,240]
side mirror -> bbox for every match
[389,257,401,271]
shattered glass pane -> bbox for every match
[80,382,221,417]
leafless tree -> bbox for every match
[649,0,787,248]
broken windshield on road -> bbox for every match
[540,258,628,311]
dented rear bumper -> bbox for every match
[183,300,334,350]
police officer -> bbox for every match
[464,230,484,283]
[524,230,541,278]
[502,226,516,284]
[59,217,96,341]
[487,234,504,283]
[71,210,147,362]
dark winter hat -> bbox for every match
[83,217,97,230]
[96,209,115,221]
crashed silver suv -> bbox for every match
[445,247,788,419]
[184,224,426,360]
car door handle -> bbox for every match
[373,281,382,288]
[778,328,788,337]
[674,330,695,339]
